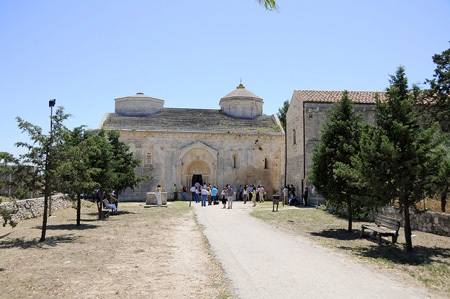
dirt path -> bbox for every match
[0,201,230,298]
[194,202,435,299]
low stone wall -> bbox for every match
[331,204,450,237]
[377,206,450,237]
[0,194,72,224]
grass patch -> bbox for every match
[250,204,450,297]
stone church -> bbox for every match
[99,83,285,201]
[286,90,384,205]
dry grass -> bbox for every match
[250,203,450,298]
[0,201,232,299]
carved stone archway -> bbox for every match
[179,142,218,187]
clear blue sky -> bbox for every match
[1,0,449,157]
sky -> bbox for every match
[1,0,449,157]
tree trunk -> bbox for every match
[39,191,49,242]
[347,197,352,232]
[97,191,103,220]
[76,194,81,226]
[403,204,413,252]
[441,188,447,213]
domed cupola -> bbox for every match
[219,83,263,118]
[115,92,164,116]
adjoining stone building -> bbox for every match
[99,84,285,201]
[286,90,384,204]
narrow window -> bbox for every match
[293,129,297,145]
[264,158,269,169]
[232,155,238,168]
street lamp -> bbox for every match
[48,99,55,216]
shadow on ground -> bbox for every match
[0,234,77,250]
[311,228,450,266]
[34,223,99,231]
[310,229,362,241]
[340,243,450,266]
[86,210,136,217]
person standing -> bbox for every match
[156,185,163,206]
[239,185,243,201]
[255,185,260,203]
[259,185,265,203]
[221,187,227,208]
[243,185,248,204]
[212,186,218,204]
[201,186,207,207]
[251,188,257,207]
[283,185,289,205]
[207,187,212,205]
[303,187,309,206]
[182,186,187,201]
[226,184,234,209]
[173,184,178,201]
[190,185,196,202]
[290,184,296,199]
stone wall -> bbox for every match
[330,204,450,237]
[377,206,450,237]
[0,194,72,224]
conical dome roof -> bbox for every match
[220,83,263,119]
[221,83,263,101]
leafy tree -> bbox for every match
[257,0,278,10]
[277,100,289,131]
[85,130,116,219]
[55,127,101,225]
[358,67,439,252]
[106,130,147,205]
[15,107,70,241]
[0,152,18,228]
[421,44,450,132]
[309,91,363,232]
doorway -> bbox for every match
[192,174,203,186]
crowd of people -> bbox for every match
[282,184,309,206]
[168,183,311,208]
[184,183,267,208]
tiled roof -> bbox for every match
[100,108,283,136]
[294,90,386,104]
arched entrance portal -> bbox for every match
[185,160,211,188]
[179,142,218,188]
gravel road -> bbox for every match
[194,202,433,299]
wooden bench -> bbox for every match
[101,209,110,218]
[360,215,401,245]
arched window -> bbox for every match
[232,154,238,169]
[145,152,152,166]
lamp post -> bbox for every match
[48,99,56,216]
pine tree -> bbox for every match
[277,100,289,131]
[16,107,70,241]
[359,67,439,251]
[310,91,363,232]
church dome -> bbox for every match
[219,83,263,119]
[115,92,164,116]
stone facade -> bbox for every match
[100,85,285,201]
[0,194,72,224]
[286,90,382,203]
